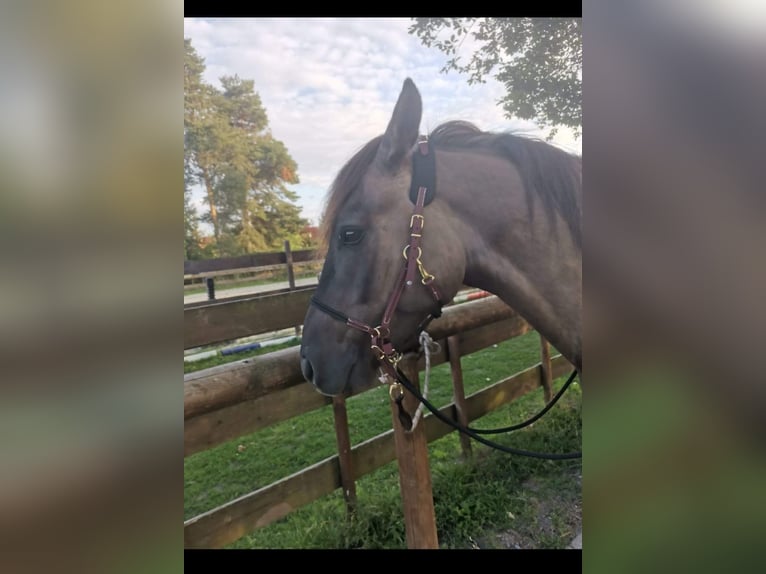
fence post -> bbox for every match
[206,277,215,301]
[331,396,357,517]
[446,336,472,459]
[284,240,296,289]
[390,356,439,549]
[539,335,553,403]
[284,240,301,337]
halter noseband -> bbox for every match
[310,137,445,384]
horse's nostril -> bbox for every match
[300,356,314,382]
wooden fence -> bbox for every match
[183,289,574,548]
[184,241,322,300]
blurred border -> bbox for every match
[0,2,182,573]
[1,2,765,571]
[585,2,766,573]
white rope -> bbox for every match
[410,331,440,431]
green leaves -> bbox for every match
[409,18,581,139]
[184,38,308,259]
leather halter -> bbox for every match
[310,137,445,383]
[309,140,583,455]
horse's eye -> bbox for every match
[339,227,365,246]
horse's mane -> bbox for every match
[429,121,582,248]
[321,121,582,249]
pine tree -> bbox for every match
[184,38,307,257]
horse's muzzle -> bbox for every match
[299,353,314,384]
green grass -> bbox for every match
[184,331,582,548]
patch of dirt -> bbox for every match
[471,471,582,550]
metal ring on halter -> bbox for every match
[371,345,386,360]
[373,325,390,340]
[389,382,404,401]
[402,245,422,261]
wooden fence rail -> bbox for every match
[184,310,530,456]
[184,356,572,548]
[184,287,514,350]
[184,287,315,349]
[184,289,579,549]
[184,247,320,277]
[184,243,324,307]
[184,297,525,422]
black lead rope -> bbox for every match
[466,369,578,435]
[394,368,582,460]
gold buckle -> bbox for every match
[410,214,424,229]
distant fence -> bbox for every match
[184,241,323,301]
[184,288,573,548]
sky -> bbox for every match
[184,17,582,227]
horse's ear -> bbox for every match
[375,78,422,172]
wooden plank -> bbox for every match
[426,295,516,341]
[184,249,320,276]
[456,314,532,356]
[184,346,303,420]
[350,428,396,476]
[447,336,472,458]
[184,259,323,291]
[184,454,341,548]
[390,359,439,549]
[184,318,536,453]
[184,284,318,310]
[184,264,286,285]
[184,384,331,457]
[391,315,529,374]
[184,357,576,547]
[184,290,514,350]
[184,427,399,549]
[463,365,542,423]
[540,335,553,403]
[184,315,529,424]
[284,240,296,289]
[183,319,523,456]
[184,260,322,284]
[184,287,315,349]
[184,252,286,276]
[284,240,302,338]
[550,354,575,380]
[183,305,536,459]
[332,396,357,515]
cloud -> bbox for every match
[184,17,582,226]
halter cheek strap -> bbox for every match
[310,137,444,372]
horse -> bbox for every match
[300,78,581,398]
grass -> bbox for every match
[183,331,582,549]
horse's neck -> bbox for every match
[464,239,581,371]
[441,152,582,370]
